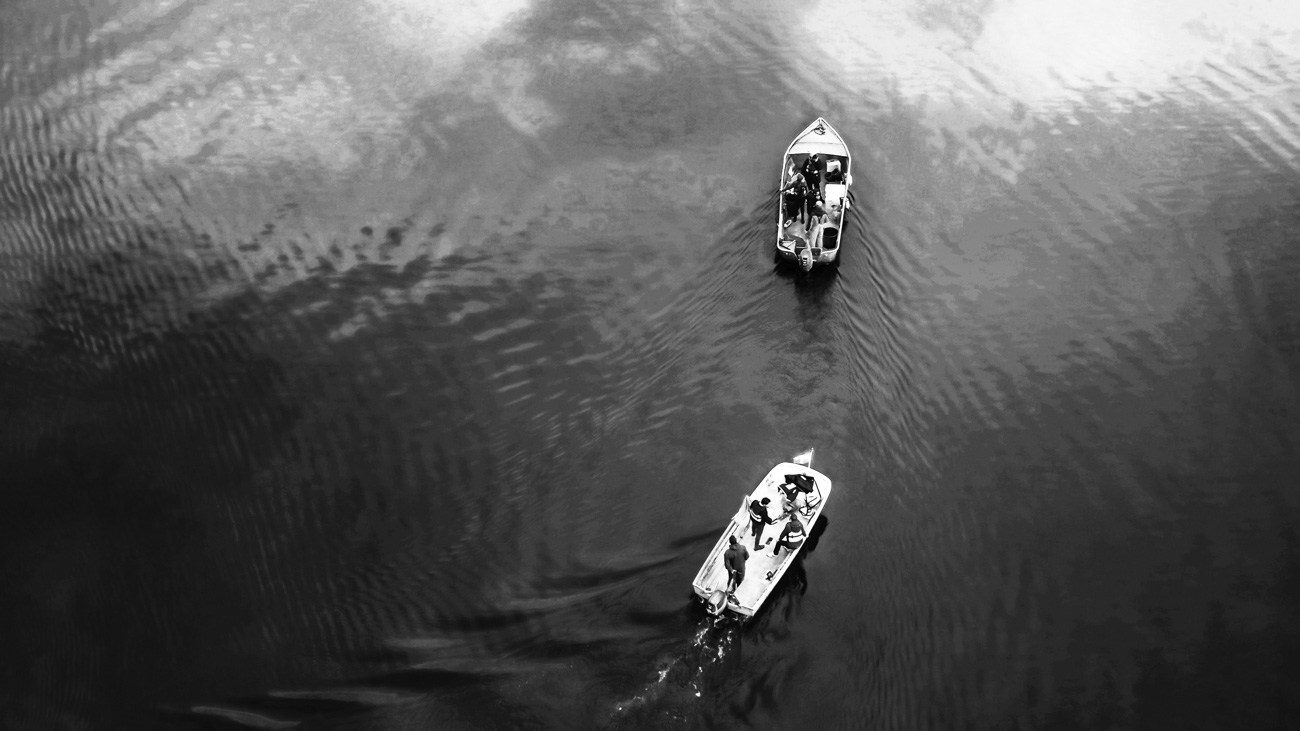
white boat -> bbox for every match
[691,449,833,618]
[775,118,852,271]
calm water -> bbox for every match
[3,0,1300,729]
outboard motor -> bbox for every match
[797,247,813,272]
[706,589,727,615]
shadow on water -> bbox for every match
[799,513,830,556]
[777,260,839,294]
[746,514,828,631]
[769,195,854,321]
[772,254,840,330]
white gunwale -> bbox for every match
[775,117,852,268]
[691,455,833,617]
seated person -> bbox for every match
[808,200,830,228]
[807,220,828,254]
[771,515,808,557]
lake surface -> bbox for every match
[3,0,1300,729]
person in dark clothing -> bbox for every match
[772,515,807,557]
[748,496,777,550]
[723,535,748,599]
[780,172,811,227]
[800,153,822,200]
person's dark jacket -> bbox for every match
[724,544,748,574]
[800,157,821,190]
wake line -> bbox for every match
[609,615,740,721]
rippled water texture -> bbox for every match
[3,0,1300,728]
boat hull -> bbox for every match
[775,241,840,267]
[691,461,833,617]
[776,117,851,271]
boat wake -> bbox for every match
[608,615,742,728]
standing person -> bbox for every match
[800,152,822,201]
[772,515,807,557]
[779,172,810,228]
[748,496,777,550]
[723,535,749,601]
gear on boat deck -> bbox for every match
[781,218,840,253]
[695,467,822,615]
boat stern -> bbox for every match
[776,238,839,268]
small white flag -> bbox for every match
[792,448,814,467]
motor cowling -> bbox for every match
[706,589,727,615]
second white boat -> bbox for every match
[775,118,852,271]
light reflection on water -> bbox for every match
[2,0,1300,729]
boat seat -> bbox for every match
[798,492,821,517]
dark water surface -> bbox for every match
[4,0,1300,728]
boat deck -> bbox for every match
[778,155,846,255]
[692,464,828,616]
[781,217,813,247]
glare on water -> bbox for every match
[2,0,1299,729]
